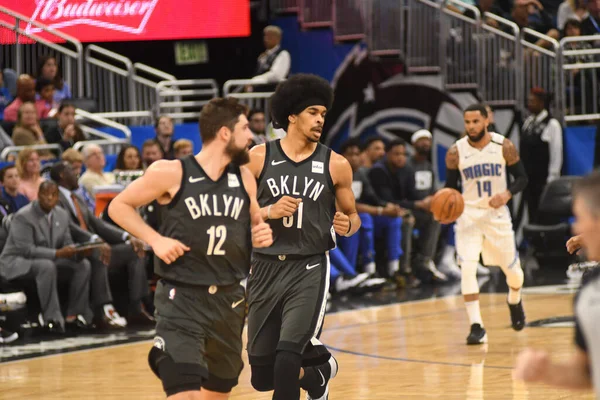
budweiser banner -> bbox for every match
[1,0,250,42]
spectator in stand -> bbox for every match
[36,56,71,103]
[173,139,194,158]
[557,0,589,29]
[580,0,600,35]
[44,101,83,149]
[0,70,13,121]
[51,162,154,328]
[369,139,447,282]
[0,181,93,335]
[61,148,95,212]
[340,138,406,279]
[249,26,291,89]
[0,165,29,213]
[114,145,143,172]
[16,148,45,201]
[361,136,386,168]
[485,104,498,133]
[3,75,36,123]
[521,87,563,223]
[248,109,268,148]
[154,116,175,159]
[464,0,508,26]
[79,144,115,201]
[35,78,57,119]
[510,0,560,48]
[12,102,48,148]
[141,139,164,169]
[409,130,462,280]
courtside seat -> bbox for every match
[523,176,580,267]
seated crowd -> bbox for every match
[0,112,191,343]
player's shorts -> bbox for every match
[150,278,246,395]
[455,205,517,266]
[247,252,331,367]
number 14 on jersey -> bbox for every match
[477,180,492,197]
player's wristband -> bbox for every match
[267,205,273,220]
[344,220,353,237]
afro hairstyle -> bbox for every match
[270,73,333,131]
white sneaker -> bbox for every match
[0,292,26,305]
[437,258,461,281]
[334,273,369,293]
[476,263,490,276]
[104,304,128,327]
[427,260,448,282]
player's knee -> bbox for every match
[503,257,524,289]
[148,346,205,396]
[461,261,479,295]
[250,364,275,392]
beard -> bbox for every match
[226,140,250,166]
[415,146,430,156]
[467,128,486,143]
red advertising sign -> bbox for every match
[1,0,250,42]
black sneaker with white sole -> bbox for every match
[0,327,18,344]
[307,356,338,400]
[466,323,487,345]
[508,300,526,331]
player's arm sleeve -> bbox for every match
[506,161,528,195]
[445,169,460,190]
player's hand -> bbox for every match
[513,348,550,383]
[333,212,350,236]
[566,235,583,254]
[489,191,511,209]
[129,237,146,258]
[269,196,302,219]
[251,212,273,248]
[150,236,190,265]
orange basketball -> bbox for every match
[430,188,464,224]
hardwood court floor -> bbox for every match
[0,292,593,399]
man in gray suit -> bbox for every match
[50,162,154,328]
[0,181,93,334]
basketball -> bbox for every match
[430,188,464,224]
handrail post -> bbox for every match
[14,16,22,74]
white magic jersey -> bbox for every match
[456,132,507,209]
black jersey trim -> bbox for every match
[234,164,251,205]
[257,141,271,184]
[190,154,228,184]
[167,158,188,210]
[275,139,321,167]
[325,147,335,193]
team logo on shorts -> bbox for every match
[153,336,166,350]
[169,288,176,300]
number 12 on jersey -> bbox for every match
[207,225,227,255]
[283,202,304,229]
[477,180,492,197]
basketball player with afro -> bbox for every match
[445,103,528,345]
[246,74,361,400]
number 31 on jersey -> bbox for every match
[283,202,304,229]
